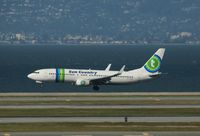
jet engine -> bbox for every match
[75,79,90,86]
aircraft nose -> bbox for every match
[27,73,34,80]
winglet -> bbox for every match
[119,65,125,74]
[90,65,126,82]
[105,64,112,71]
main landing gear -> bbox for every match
[93,85,100,91]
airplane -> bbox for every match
[27,48,165,90]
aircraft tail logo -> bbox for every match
[143,48,165,73]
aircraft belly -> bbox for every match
[109,78,134,84]
[65,76,76,82]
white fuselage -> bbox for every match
[27,48,165,90]
[27,68,152,85]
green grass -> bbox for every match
[1,122,200,132]
[0,108,200,117]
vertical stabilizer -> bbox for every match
[143,48,165,73]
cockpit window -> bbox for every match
[34,72,39,74]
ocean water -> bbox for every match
[0,45,199,92]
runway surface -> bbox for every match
[1,92,200,101]
[0,104,199,109]
[1,131,200,136]
[1,97,200,101]
[1,92,200,134]
[1,116,200,123]
[1,92,199,108]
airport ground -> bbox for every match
[1,92,200,136]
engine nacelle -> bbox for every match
[75,79,90,86]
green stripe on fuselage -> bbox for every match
[60,68,65,82]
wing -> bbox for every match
[90,65,125,85]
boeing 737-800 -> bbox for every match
[27,48,165,90]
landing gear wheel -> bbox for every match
[93,86,100,91]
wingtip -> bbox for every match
[119,65,126,73]
[105,64,112,71]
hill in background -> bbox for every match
[0,0,200,45]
